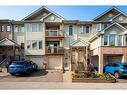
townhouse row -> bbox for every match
[0,6,127,73]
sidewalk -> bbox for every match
[0,82,127,89]
[63,71,72,82]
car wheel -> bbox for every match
[114,72,120,79]
[26,70,30,75]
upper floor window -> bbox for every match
[79,26,83,33]
[21,25,24,32]
[96,24,101,32]
[117,35,122,46]
[7,25,11,31]
[14,26,18,32]
[39,40,43,49]
[86,26,90,33]
[104,35,108,45]
[26,40,43,50]
[69,25,73,36]
[14,25,24,32]
[26,23,43,32]
[109,34,116,46]
[27,40,31,49]
[1,25,4,32]
[32,40,37,50]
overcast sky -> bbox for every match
[0,6,127,20]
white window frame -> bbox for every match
[79,26,83,33]
[32,40,38,50]
[38,40,43,49]
[26,40,31,49]
[86,26,90,33]
[7,25,11,31]
[1,25,4,32]
[69,25,73,36]
[96,23,101,32]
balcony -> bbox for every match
[45,46,64,55]
[45,30,64,39]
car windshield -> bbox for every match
[11,61,25,65]
[122,65,127,68]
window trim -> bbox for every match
[96,23,101,32]
[6,25,11,32]
[79,25,84,33]
[86,26,90,33]
[69,25,73,36]
[1,25,4,32]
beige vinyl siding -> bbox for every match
[44,14,62,22]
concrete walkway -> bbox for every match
[0,82,127,89]
[63,71,72,82]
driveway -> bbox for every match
[0,70,63,82]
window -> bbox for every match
[86,26,90,33]
[32,40,37,49]
[39,23,43,32]
[0,26,2,32]
[26,24,31,32]
[69,25,73,36]
[39,40,43,49]
[14,26,18,32]
[1,25,4,31]
[27,40,31,49]
[109,34,116,46]
[96,24,101,32]
[117,35,122,46]
[79,26,83,33]
[7,25,11,31]
[32,24,37,32]
[26,23,43,32]
[112,63,119,67]
[104,35,108,45]
[21,25,24,32]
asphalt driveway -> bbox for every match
[0,70,63,82]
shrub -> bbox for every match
[72,72,116,81]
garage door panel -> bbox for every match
[48,56,62,69]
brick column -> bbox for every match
[98,48,104,74]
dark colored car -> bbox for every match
[105,62,127,78]
[8,60,34,75]
[27,60,38,71]
[94,66,105,72]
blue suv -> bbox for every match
[105,62,127,78]
[8,60,33,75]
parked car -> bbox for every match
[27,60,38,71]
[105,62,127,78]
[94,66,105,72]
[8,60,33,75]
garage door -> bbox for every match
[26,56,43,69]
[48,56,62,69]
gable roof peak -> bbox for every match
[93,6,127,21]
[22,6,65,21]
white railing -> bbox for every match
[45,46,64,54]
[45,30,64,36]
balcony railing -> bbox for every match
[45,46,64,54]
[45,30,64,37]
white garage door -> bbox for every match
[26,56,43,69]
[48,56,62,69]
